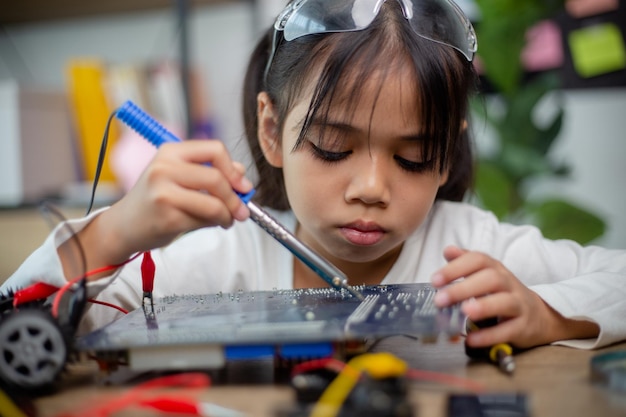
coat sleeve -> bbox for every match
[479,215,626,349]
[0,208,124,332]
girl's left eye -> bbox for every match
[307,141,434,172]
[394,156,434,173]
[308,142,352,162]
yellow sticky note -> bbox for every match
[568,23,626,78]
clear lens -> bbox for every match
[277,0,382,40]
[274,0,476,61]
[407,0,477,60]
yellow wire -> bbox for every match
[309,352,407,417]
[0,389,30,417]
[489,343,513,362]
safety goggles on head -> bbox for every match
[265,0,477,81]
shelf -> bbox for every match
[0,0,240,25]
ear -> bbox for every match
[461,119,468,132]
[257,92,283,168]
[439,169,450,187]
[438,118,467,186]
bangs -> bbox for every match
[284,9,470,174]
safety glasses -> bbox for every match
[265,0,477,81]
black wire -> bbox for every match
[39,110,118,273]
[32,109,117,327]
[86,111,117,216]
[23,109,119,330]
[38,201,89,329]
[38,202,87,284]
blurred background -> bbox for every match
[0,0,624,279]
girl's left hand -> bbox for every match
[430,245,597,349]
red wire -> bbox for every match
[406,368,485,392]
[139,398,200,415]
[291,357,346,378]
[88,299,129,315]
[53,373,211,417]
[51,252,142,318]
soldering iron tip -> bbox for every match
[345,284,365,301]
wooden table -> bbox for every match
[26,338,626,417]
[0,207,87,281]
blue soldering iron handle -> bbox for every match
[116,100,361,299]
[115,100,255,203]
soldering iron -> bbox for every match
[115,100,364,301]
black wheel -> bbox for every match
[0,309,67,392]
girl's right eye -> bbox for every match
[307,142,352,163]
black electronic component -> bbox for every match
[590,350,626,392]
[346,374,413,417]
[465,317,516,375]
[291,369,339,404]
[279,369,413,417]
[447,393,529,417]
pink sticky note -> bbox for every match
[521,20,564,72]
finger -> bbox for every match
[465,317,519,348]
[432,251,498,288]
[461,293,522,323]
[165,141,253,195]
[173,163,250,223]
[159,180,240,229]
[435,268,511,307]
[233,161,248,176]
[443,245,467,262]
[116,184,240,255]
[145,158,248,224]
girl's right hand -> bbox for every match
[63,140,253,277]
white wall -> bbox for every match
[0,3,624,248]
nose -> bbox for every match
[344,155,391,207]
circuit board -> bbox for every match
[76,284,464,371]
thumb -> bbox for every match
[232,161,247,176]
[443,245,467,262]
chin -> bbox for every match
[333,245,395,264]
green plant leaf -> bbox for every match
[504,74,563,154]
[525,199,606,244]
[471,0,605,245]
[474,161,516,219]
[534,105,564,155]
[499,143,552,180]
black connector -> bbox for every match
[465,317,516,375]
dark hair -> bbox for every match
[243,1,478,210]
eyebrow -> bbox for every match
[311,119,355,134]
[309,117,428,143]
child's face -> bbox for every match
[262,61,449,272]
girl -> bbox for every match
[4,0,626,350]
